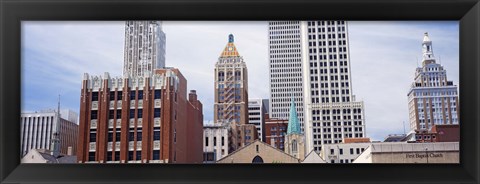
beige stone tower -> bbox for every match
[214,34,255,153]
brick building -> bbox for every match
[264,113,288,151]
[414,124,459,143]
[77,68,203,163]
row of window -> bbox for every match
[91,108,161,120]
[88,150,162,162]
[91,90,162,101]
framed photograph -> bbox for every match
[1,0,479,183]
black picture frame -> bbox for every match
[1,0,479,183]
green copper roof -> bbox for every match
[287,96,301,135]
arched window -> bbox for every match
[292,139,297,153]
[252,155,264,163]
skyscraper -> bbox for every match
[123,21,166,77]
[214,34,256,152]
[407,33,459,132]
[268,21,305,129]
[269,21,366,154]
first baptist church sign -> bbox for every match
[405,152,444,159]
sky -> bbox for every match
[21,21,459,141]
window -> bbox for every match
[128,151,134,160]
[153,150,160,160]
[129,132,135,141]
[330,149,334,155]
[109,110,114,119]
[117,91,123,100]
[115,132,121,142]
[116,110,121,119]
[107,151,113,161]
[108,132,113,142]
[91,110,98,120]
[205,137,209,146]
[92,92,99,101]
[130,109,135,118]
[350,148,354,154]
[214,137,217,146]
[154,90,161,99]
[136,151,141,160]
[89,133,96,142]
[115,151,120,161]
[137,109,143,118]
[154,108,161,118]
[130,91,136,100]
[339,149,343,155]
[154,131,160,140]
[221,136,225,146]
[256,145,259,153]
[88,152,95,161]
[137,90,143,100]
[110,92,116,101]
[356,148,360,154]
[137,132,142,141]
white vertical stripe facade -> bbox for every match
[20,110,79,156]
[268,21,305,130]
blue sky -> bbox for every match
[21,21,459,141]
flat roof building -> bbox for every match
[77,68,203,163]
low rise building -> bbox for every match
[21,148,76,163]
[216,140,299,163]
[320,138,371,163]
[203,123,229,162]
[353,142,459,163]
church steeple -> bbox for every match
[50,94,61,158]
[220,34,240,58]
[287,96,301,135]
[422,32,436,65]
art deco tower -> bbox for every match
[269,21,366,154]
[407,33,459,132]
[214,34,256,152]
[123,21,166,77]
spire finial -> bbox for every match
[228,34,234,43]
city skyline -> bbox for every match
[21,21,459,141]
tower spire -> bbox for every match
[422,32,436,65]
[220,34,240,58]
[287,95,301,135]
